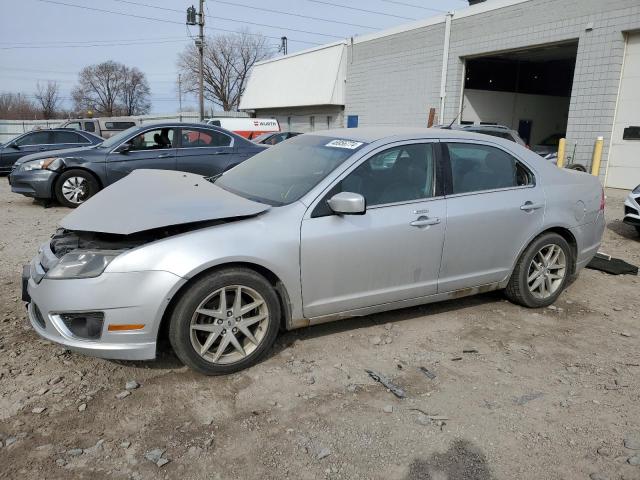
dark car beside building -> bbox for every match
[9,122,266,207]
[0,129,103,174]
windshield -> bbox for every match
[96,126,140,149]
[216,135,367,206]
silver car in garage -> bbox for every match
[23,128,605,375]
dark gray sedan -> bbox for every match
[0,128,103,174]
[9,122,266,207]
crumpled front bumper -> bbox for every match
[25,242,186,361]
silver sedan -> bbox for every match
[23,128,605,375]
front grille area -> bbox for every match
[32,304,46,329]
[625,205,638,216]
[59,312,105,340]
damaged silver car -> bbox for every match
[23,128,605,375]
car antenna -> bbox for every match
[443,104,465,130]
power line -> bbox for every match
[35,0,322,46]
[111,0,347,39]
[0,36,186,46]
[1,66,178,77]
[0,39,190,50]
[110,0,183,13]
[378,0,445,12]
[306,0,417,20]
[211,0,381,30]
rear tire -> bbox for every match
[169,268,281,375]
[505,233,573,308]
[54,169,100,208]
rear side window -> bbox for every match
[446,143,533,194]
[83,121,96,132]
[104,122,136,130]
[52,131,88,144]
[181,129,232,147]
[15,131,50,146]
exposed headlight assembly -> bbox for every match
[46,250,123,279]
[21,157,65,172]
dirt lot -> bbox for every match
[1,179,639,480]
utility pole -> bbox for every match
[186,3,205,121]
[279,36,288,55]
[177,73,183,121]
[197,0,205,121]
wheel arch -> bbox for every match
[52,166,104,197]
[156,261,293,347]
[509,226,578,282]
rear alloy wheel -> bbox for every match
[505,232,572,308]
[169,268,280,375]
[55,169,99,208]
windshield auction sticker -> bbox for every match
[325,139,363,149]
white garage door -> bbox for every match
[606,33,640,189]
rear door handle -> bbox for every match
[520,201,544,211]
[157,153,173,158]
[410,216,441,227]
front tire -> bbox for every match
[505,233,573,308]
[169,268,281,375]
[54,169,100,208]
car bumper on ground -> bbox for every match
[9,169,58,199]
[24,243,186,361]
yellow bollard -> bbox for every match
[556,138,566,168]
[591,136,604,176]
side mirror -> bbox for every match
[10,143,20,150]
[116,142,132,153]
[327,192,366,215]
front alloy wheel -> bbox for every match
[169,268,281,375]
[54,169,99,208]
[190,285,269,364]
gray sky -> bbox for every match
[0,0,468,114]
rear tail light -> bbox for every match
[600,188,605,211]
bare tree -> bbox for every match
[71,61,151,116]
[0,92,39,119]
[72,61,125,116]
[178,31,272,111]
[34,81,61,119]
[120,67,151,116]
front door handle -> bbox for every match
[410,216,440,228]
[157,153,172,158]
[520,201,544,212]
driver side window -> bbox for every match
[339,143,436,207]
[128,128,175,151]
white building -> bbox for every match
[239,41,347,133]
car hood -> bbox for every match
[13,145,101,166]
[59,169,270,235]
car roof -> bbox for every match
[308,127,516,143]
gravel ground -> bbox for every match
[1,179,639,480]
